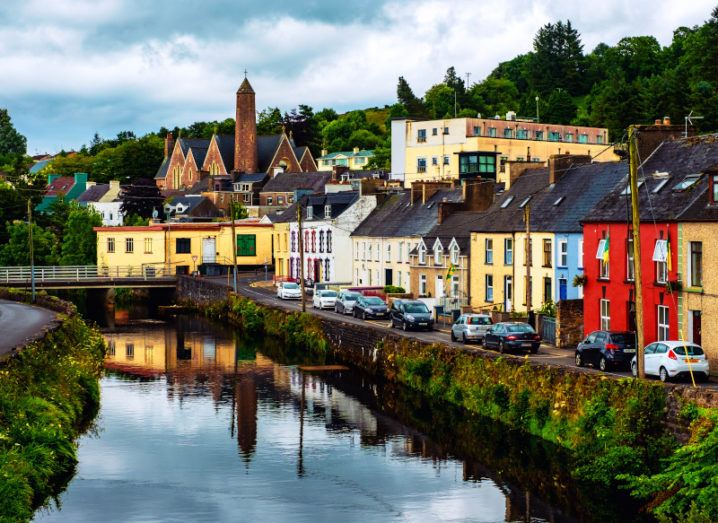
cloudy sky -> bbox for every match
[1,0,714,154]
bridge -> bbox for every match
[0,265,178,290]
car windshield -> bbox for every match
[405,303,429,313]
[507,324,535,333]
[283,283,299,289]
[365,297,385,305]
[468,316,492,325]
[673,345,704,356]
[343,292,360,301]
[609,333,635,346]
[321,291,337,297]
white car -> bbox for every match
[277,281,301,300]
[313,290,337,309]
[631,341,710,382]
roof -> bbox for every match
[262,171,332,194]
[77,184,110,203]
[236,172,268,184]
[257,135,285,172]
[29,159,51,174]
[215,134,235,171]
[237,77,255,94]
[273,191,361,223]
[46,176,75,196]
[583,134,718,223]
[154,157,170,180]
[319,149,375,160]
[424,211,484,251]
[351,188,462,238]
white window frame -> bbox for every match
[418,244,426,265]
[657,305,669,341]
[398,241,404,263]
[386,243,391,262]
[375,242,380,262]
[578,240,584,269]
[485,238,493,264]
[450,245,459,265]
[434,246,443,266]
[653,239,668,284]
[600,299,610,330]
[558,239,568,267]
[504,238,513,265]
[485,274,494,302]
[419,274,427,296]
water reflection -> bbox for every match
[34,311,635,522]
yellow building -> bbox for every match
[95,218,274,275]
[391,115,616,188]
[317,147,374,171]
[469,232,516,312]
[272,221,291,280]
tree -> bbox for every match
[60,205,103,265]
[528,20,586,96]
[230,201,249,220]
[283,105,322,156]
[543,89,578,124]
[443,66,465,97]
[468,78,520,117]
[0,109,27,156]
[0,221,58,266]
[396,76,426,115]
[120,178,164,219]
[257,107,283,135]
[587,74,643,140]
[424,83,457,119]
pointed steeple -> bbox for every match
[237,77,254,94]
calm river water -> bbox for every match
[33,307,634,522]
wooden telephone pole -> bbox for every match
[230,201,238,293]
[628,126,646,378]
[524,205,532,320]
[27,199,36,302]
[297,202,306,312]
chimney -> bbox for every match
[164,132,174,158]
[654,119,662,125]
[321,148,328,157]
[507,161,544,189]
[109,180,120,192]
[663,116,671,126]
[549,154,591,185]
[461,179,495,211]
[635,120,692,163]
[85,181,96,188]
[353,146,360,155]
[332,165,349,181]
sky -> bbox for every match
[0,0,715,154]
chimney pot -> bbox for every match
[655,119,662,125]
[663,116,671,126]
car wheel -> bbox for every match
[450,330,456,342]
[575,352,583,367]
[402,321,408,331]
[499,341,506,354]
[362,311,367,320]
[599,357,608,372]
[462,334,468,344]
[631,362,638,377]
[659,367,670,383]
[530,345,539,354]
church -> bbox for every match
[154,77,317,191]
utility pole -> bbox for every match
[524,205,531,322]
[27,199,36,302]
[230,201,238,293]
[297,202,306,312]
[628,126,646,378]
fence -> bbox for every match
[0,265,176,284]
[541,316,557,345]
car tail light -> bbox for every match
[667,350,677,360]
[605,343,619,351]
[534,334,541,340]
[507,335,517,341]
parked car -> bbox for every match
[277,281,301,300]
[631,341,710,382]
[390,300,433,331]
[353,295,389,320]
[451,314,493,344]
[483,322,541,354]
[335,290,361,315]
[575,330,636,371]
[312,289,337,309]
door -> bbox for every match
[202,237,216,264]
[435,275,445,298]
[385,269,393,286]
[692,311,702,346]
[559,278,567,301]
[504,276,513,312]
[314,259,322,283]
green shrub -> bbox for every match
[384,285,406,294]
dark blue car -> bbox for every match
[483,322,541,354]
[575,330,636,371]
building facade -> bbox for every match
[317,148,374,171]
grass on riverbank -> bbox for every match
[0,310,104,522]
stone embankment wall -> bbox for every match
[556,299,584,348]
[177,275,229,306]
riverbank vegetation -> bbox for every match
[0,294,105,522]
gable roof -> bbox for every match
[257,135,286,172]
[46,176,76,196]
[215,134,235,171]
[583,134,718,223]
[273,191,360,223]
[319,149,375,160]
[424,211,484,251]
[154,157,170,180]
[262,171,332,193]
[77,184,110,203]
[351,188,461,238]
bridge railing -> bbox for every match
[0,265,177,283]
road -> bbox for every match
[0,299,57,356]
[215,274,717,390]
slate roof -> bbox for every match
[178,138,210,156]
[583,134,718,223]
[154,157,170,180]
[273,191,360,223]
[46,176,75,196]
[261,171,332,193]
[351,188,461,238]
[236,172,268,184]
[424,211,484,251]
[29,159,51,174]
[257,135,284,172]
[215,134,235,170]
[77,184,110,203]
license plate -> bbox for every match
[522,342,532,348]
[419,322,427,326]
[624,348,636,353]
[685,358,699,363]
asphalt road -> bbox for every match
[0,299,57,356]
[216,275,717,390]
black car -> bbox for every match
[390,299,433,331]
[483,322,541,354]
[575,330,636,371]
[353,295,389,320]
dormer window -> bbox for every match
[621,180,644,195]
[519,196,531,208]
[324,205,331,219]
[450,244,460,265]
[711,174,718,204]
[307,206,314,220]
[434,245,443,265]
[418,244,427,265]
[673,174,701,192]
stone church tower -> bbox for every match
[234,77,258,173]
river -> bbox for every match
[32,306,634,522]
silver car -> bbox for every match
[334,290,361,314]
[451,314,493,344]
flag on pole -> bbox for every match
[602,236,610,263]
[666,238,672,272]
[446,263,456,280]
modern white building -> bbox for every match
[77,180,125,226]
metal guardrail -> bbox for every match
[0,265,177,283]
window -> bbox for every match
[386,243,391,262]
[307,206,313,220]
[243,193,250,203]
[458,153,496,179]
[126,343,134,360]
[558,239,568,267]
[326,230,332,253]
[627,237,635,281]
[549,131,560,141]
[267,196,273,206]
[554,196,564,206]
[597,134,604,144]
[689,241,702,287]
[473,126,481,136]
[653,239,668,283]
[578,240,584,269]
[319,231,325,253]
[107,237,115,253]
[375,242,380,261]
[431,156,438,166]
[485,238,493,264]
[657,305,669,341]
[125,237,134,253]
[107,340,115,356]
[596,238,609,279]
[443,155,450,165]
[504,128,513,138]
[579,133,588,144]
[451,276,459,297]
[450,244,459,265]
[504,238,513,265]
[312,231,317,252]
[432,128,438,136]
[542,239,552,267]
[434,245,443,266]
[517,129,528,139]
[398,241,404,262]
[443,127,449,135]
[712,174,718,204]
[652,179,670,193]
[600,299,610,330]
[291,231,297,253]
[501,196,514,208]
[485,274,494,302]
[673,174,701,191]
[417,129,427,142]
[277,196,284,205]
[324,205,331,218]
[417,158,427,173]
[543,277,552,303]
[144,238,152,254]
[535,130,544,140]
[519,196,531,208]
[418,244,426,265]
[419,274,427,296]
[176,238,191,254]
[565,132,574,142]
[489,127,497,137]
